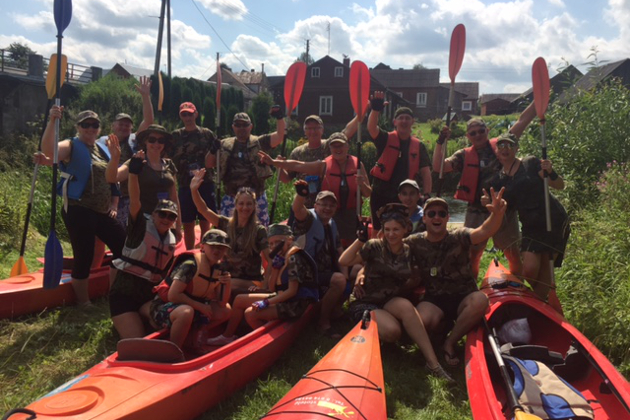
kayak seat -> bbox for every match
[117,338,185,363]
[553,345,591,381]
[500,343,565,366]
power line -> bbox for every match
[190,0,250,71]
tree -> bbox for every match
[412,63,427,70]
[249,92,273,134]
[296,52,314,65]
[7,42,36,69]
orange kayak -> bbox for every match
[0,231,196,320]
[5,305,316,420]
[465,261,630,419]
[263,310,387,419]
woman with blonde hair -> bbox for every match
[190,169,270,294]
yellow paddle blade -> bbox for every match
[10,256,29,277]
[46,54,68,99]
[515,407,544,420]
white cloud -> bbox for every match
[548,0,565,7]
[197,0,247,21]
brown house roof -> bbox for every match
[438,82,479,99]
[479,93,521,104]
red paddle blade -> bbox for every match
[284,62,307,114]
[349,60,370,118]
[449,24,466,83]
[532,57,550,120]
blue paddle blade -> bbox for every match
[44,230,64,289]
[54,0,73,35]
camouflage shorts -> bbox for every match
[276,299,313,320]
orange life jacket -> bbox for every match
[153,251,222,302]
[370,131,421,181]
[321,155,358,210]
[454,138,499,203]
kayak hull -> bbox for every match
[465,261,630,420]
[13,305,316,420]
[263,311,387,419]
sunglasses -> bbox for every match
[147,136,167,144]
[180,112,194,117]
[497,142,515,150]
[79,121,100,129]
[233,122,250,128]
[426,210,448,218]
[467,128,486,137]
[157,211,177,221]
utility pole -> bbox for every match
[153,0,166,77]
[327,22,331,56]
[305,39,310,65]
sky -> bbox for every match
[2,0,629,95]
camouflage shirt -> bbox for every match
[170,125,216,186]
[286,141,329,207]
[217,216,269,280]
[277,250,318,294]
[404,228,477,297]
[221,135,273,196]
[446,140,500,210]
[357,239,421,305]
[66,141,113,214]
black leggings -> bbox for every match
[62,205,125,279]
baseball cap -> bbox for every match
[233,112,251,124]
[497,132,518,145]
[394,107,413,118]
[114,113,133,123]
[398,179,420,192]
[76,110,100,124]
[267,223,293,238]
[201,229,231,248]
[328,132,348,145]
[153,199,178,215]
[179,102,197,114]
[423,197,449,212]
[315,190,337,203]
[136,124,173,146]
[466,118,486,129]
[304,115,323,125]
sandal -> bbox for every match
[206,334,237,346]
[426,363,455,383]
[443,349,460,367]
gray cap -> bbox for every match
[114,113,133,123]
[423,197,449,212]
[497,132,518,145]
[398,179,420,192]
[315,190,337,203]
[233,112,251,124]
[467,118,486,129]
[154,199,178,215]
[267,223,293,238]
[328,132,348,145]
[304,115,323,125]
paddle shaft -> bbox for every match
[436,82,455,197]
[356,123,362,217]
[269,127,288,223]
[215,53,222,210]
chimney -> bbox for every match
[251,69,255,73]
[262,63,265,74]
[343,57,350,67]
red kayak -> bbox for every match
[466,261,630,419]
[263,310,387,419]
[5,305,316,420]
[0,231,196,320]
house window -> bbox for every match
[319,96,333,115]
[311,67,320,78]
[416,92,427,107]
[334,67,343,77]
[395,92,403,98]
[462,101,472,111]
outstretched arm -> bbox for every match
[291,180,310,222]
[135,76,154,134]
[432,126,453,173]
[367,91,385,139]
[508,102,536,139]
[258,151,323,176]
[190,169,220,226]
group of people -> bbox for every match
[35,81,570,381]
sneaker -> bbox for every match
[206,334,237,346]
[426,363,455,383]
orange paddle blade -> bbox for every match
[158,71,164,112]
[10,256,29,277]
[350,61,370,119]
[46,54,67,99]
[532,57,550,120]
[449,24,466,83]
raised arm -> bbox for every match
[358,162,371,198]
[135,76,154,134]
[540,159,565,190]
[258,151,323,176]
[432,126,453,173]
[126,150,147,223]
[41,105,72,163]
[341,106,369,141]
[105,134,130,183]
[470,187,507,245]
[367,91,385,139]
[508,101,536,139]
[291,180,310,222]
[268,105,286,148]
[190,169,220,226]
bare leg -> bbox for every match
[504,245,523,277]
[443,291,488,358]
[244,305,279,329]
[183,222,196,250]
[371,309,402,343]
[92,238,105,269]
[384,298,440,368]
[199,218,210,240]
[169,305,195,348]
[72,277,91,306]
[112,312,145,339]
[469,240,487,280]
[223,294,267,337]
[318,273,346,331]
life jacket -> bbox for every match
[504,355,594,420]
[370,131,421,181]
[454,138,499,203]
[302,208,339,265]
[153,251,223,303]
[112,215,177,283]
[321,155,358,211]
[218,136,273,181]
[271,247,319,302]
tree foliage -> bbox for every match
[249,92,273,135]
[6,42,36,69]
